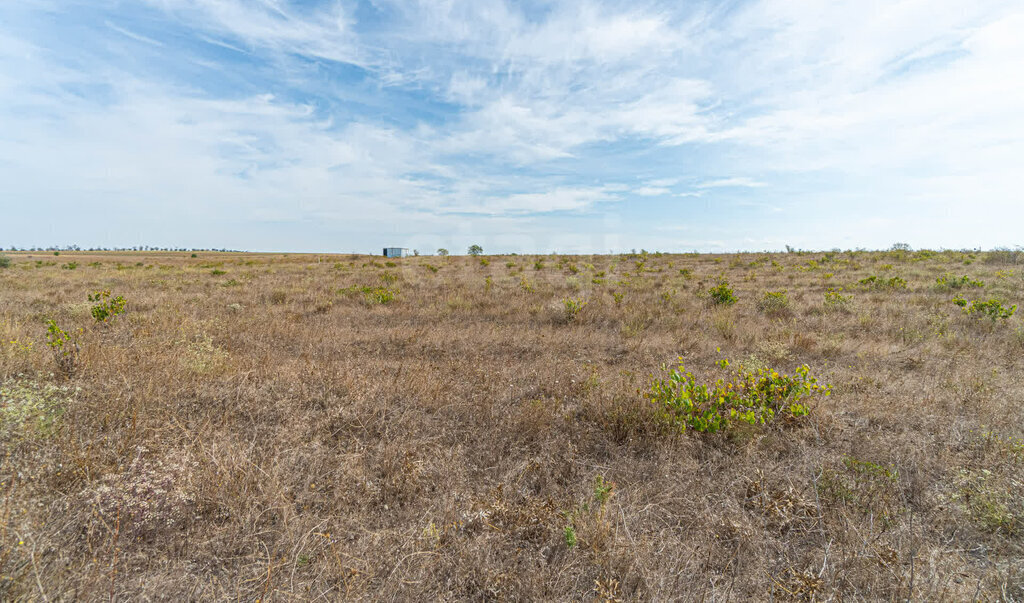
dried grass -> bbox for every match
[0,249,1021,599]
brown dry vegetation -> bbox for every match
[1,248,1022,600]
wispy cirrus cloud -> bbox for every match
[696,177,766,189]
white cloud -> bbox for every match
[633,186,671,197]
[696,177,766,189]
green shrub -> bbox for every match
[379,270,398,284]
[340,285,397,305]
[935,274,984,290]
[708,281,737,306]
[858,275,907,290]
[983,248,1022,265]
[88,290,127,323]
[62,262,78,270]
[45,319,81,377]
[953,296,1017,321]
[824,287,852,312]
[562,297,587,322]
[0,254,10,269]
[756,290,789,315]
[648,359,830,434]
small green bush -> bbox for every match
[88,290,127,323]
[648,359,830,434]
[858,275,907,290]
[0,254,10,269]
[45,319,81,377]
[824,287,852,312]
[340,285,397,305]
[708,281,737,306]
[953,296,1017,321]
[935,274,984,290]
[562,297,587,322]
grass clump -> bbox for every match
[0,254,10,269]
[952,468,1020,535]
[648,358,830,434]
[756,290,790,316]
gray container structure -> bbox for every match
[383,247,410,258]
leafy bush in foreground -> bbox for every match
[45,319,81,377]
[708,281,737,306]
[648,359,830,434]
[561,297,587,322]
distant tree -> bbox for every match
[413,249,420,256]
[436,248,449,256]
[890,242,912,252]
[468,244,483,256]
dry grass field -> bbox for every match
[1,248,1022,600]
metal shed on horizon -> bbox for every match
[383,247,410,258]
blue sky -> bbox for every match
[1,0,1022,254]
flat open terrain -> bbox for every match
[1,249,1022,600]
